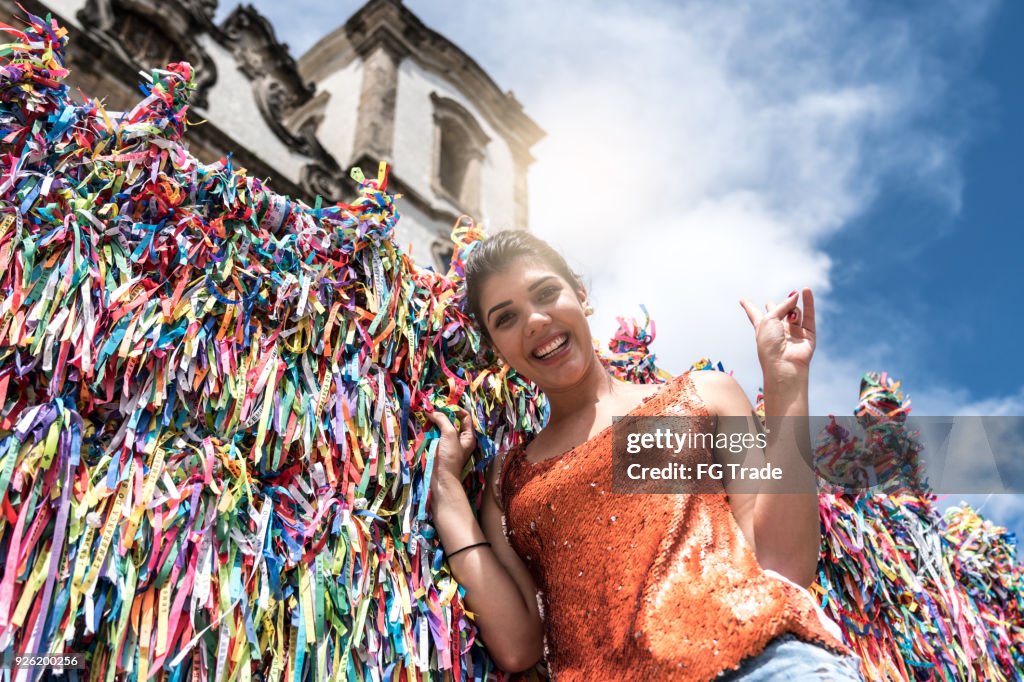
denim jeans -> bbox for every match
[716,634,865,681]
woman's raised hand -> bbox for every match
[739,288,816,383]
[426,408,477,486]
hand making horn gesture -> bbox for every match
[739,288,817,383]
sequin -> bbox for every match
[498,372,852,681]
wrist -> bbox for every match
[762,367,808,389]
[430,471,465,497]
[762,380,809,416]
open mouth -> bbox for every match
[533,334,570,360]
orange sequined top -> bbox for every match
[497,371,852,681]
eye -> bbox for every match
[538,285,560,301]
[494,311,514,328]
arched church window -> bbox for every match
[438,119,472,199]
[431,93,490,217]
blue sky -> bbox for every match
[822,1,1023,403]
[215,1,1023,539]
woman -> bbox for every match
[427,231,863,681]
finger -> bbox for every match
[769,291,800,319]
[738,299,762,327]
[801,288,816,334]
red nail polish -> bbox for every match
[788,290,797,297]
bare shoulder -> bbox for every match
[685,370,750,416]
[686,369,741,391]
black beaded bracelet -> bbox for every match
[447,541,491,558]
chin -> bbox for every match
[526,351,592,390]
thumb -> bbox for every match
[739,299,761,327]
[426,409,454,432]
[457,409,476,444]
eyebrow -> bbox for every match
[485,275,557,323]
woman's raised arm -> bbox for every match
[427,410,545,672]
[735,288,821,587]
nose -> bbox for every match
[524,308,551,338]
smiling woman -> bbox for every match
[426,230,867,680]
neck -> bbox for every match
[540,352,621,425]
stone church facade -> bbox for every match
[3,0,544,270]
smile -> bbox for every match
[533,334,569,359]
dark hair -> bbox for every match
[464,230,584,342]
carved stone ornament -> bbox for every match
[221,8,316,154]
[221,6,351,204]
[77,0,218,109]
[179,0,217,22]
[299,163,350,204]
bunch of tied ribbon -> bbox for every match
[593,305,672,385]
[812,373,1024,680]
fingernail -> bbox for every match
[788,290,797,297]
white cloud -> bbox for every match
[914,384,1024,417]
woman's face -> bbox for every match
[477,258,595,390]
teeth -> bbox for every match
[534,334,568,358]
